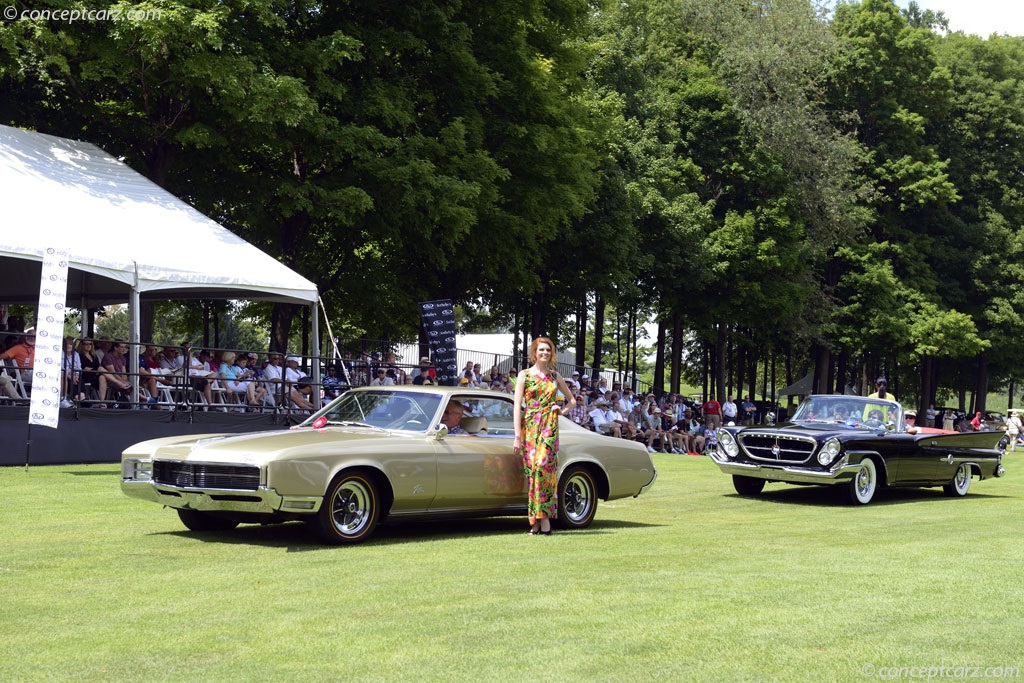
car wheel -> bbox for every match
[732,475,766,496]
[176,509,240,532]
[847,458,878,505]
[557,465,598,530]
[313,470,380,545]
[943,463,972,497]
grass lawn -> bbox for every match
[2,455,1022,682]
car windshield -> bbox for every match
[303,390,443,433]
[791,396,903,430]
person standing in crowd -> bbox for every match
[924,403,938,428]
[1006,410,1023,451]
[722,395,738,425]
[513,337,576,536]
[741,396,757,425]
[942,408,955,431]
[702,395,722,430]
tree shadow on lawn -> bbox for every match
[154,515,660,551]
[723,484,1012,507]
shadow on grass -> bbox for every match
[153,514,660,550]
[723,483,1013,507]
[63,468,120,476]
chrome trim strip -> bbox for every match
[738,432,818,464]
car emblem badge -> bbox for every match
[771,443,781,457]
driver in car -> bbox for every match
[442,399,468,435]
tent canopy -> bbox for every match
[0,125,318,307]
[777,372,814,397]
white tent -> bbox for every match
[0,124,321,399]
[0,124,318,307]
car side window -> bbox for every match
[463,396,515,437]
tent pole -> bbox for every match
[310,301,321,410]
[130,263,141,407]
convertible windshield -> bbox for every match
[791,396,903,429]
[304,390,443,432]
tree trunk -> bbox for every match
[270,302,300,353]
[670,311,683,394]
[715,322,727,402]
[653,319,667,397]
[592,294,605,372]
[974,354,988,414]
[575,296,587,375]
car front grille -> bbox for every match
[738,432,817,464]
[153,461,261,490]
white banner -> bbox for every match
[29,248,70,429]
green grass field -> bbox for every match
[2,455,1022,682]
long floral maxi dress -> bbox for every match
[521,371,559,523]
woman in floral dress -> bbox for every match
[513,337,577,535]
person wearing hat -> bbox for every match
[0,330,35,399]
[904,409,919,434]
[284,356,315,411]
[412,357,436,385]
[371,366,395,386]
[589,397,619,437]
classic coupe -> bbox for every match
[710,394,1006,504]
[121,386,657,544]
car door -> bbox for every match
[430,395,525,511]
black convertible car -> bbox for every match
[710,395,1006,504]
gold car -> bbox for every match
[121,386,657,544]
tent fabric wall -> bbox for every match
[0,125,318,307]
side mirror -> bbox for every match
[435,424,449,441]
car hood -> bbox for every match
[125,426,423,465]
[735,422,881,440]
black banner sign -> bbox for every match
[419,299,458,386]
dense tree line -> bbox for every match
[2,0,1023,412]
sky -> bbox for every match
[895,0,1024,37]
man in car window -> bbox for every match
[442,399,468,434]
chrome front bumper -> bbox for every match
[709,453,865,485]
[121,479,323,515]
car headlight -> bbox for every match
[718,429,740,458]
[818,438,842,466]
[122,458,152,481]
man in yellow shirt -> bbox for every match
[867,377,896,401]
[864,377,897,423]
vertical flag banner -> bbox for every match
[30,248,70,429]
[419,299,458,386]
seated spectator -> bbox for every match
[261,352,284,404]
[60,336,81,407]
[99,340,135,406]
[0,330,35,399]
[589,398,620,437]
[322,364,343,400]
[660,410,686,453]
[77,338,102,403]
[412,358,436,385]
[684,410,705,453]
[371,368,395,386]
[219,351,266,408]
[285,356,315,411]
[188,348,217,406]
[629,403,656,452]
[568,392,589,428]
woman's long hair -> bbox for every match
[529,337,558,371]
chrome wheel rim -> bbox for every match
[955,464,970,493]
[855,461,875,502]
[563,473,594,524]
[331,479,372,536]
